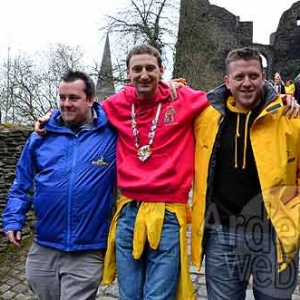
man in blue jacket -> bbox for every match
[2,70,117,300]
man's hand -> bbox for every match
[281,94,300,118]
[35,109,54,135]
[164,78,187,101]
[6,231,22,247]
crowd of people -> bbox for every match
[269,71,300,103]
[2,45,300,300]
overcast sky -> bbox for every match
[0,0,297,69]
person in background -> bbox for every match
[285,79,295,96]
[273,72,285,94]
[2,70,117,300]
[294,71,300,103]
[192,47,300,300]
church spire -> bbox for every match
[96,34,115,101]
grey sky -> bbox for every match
[0,0,297,69]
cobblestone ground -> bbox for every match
[1,234,300,300]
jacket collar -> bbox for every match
[207,80,280,116]
[45,102,108,133]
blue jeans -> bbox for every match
[205,225,299,300]
[116,202,180,300]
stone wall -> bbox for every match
[0,128,33,254]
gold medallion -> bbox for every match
[137,145,152,162]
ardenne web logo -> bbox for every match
[195,188,300,297]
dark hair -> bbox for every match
[61,70,95,98]
[126,44,162,69]
[226,47,263,73]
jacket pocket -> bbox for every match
[118,154,177,193]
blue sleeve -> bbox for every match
[2,135,36,232]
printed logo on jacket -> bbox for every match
[163,107,177,125]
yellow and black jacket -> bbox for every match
[192,82,300,272]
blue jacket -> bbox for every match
[3,103,117,251]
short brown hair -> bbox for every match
[226,47,263,73]
[126,44,162,69]
[61,70,95,98]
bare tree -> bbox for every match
[46,43,85,79]
[0,44,85,125]
[9,55,44,123]
[0,47,13,124]
[39,43,85,114]
[102,0,179,82]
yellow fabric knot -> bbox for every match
[133,202,165,258]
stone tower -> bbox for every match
[173,0,253,91]
[174,0,300,91]
[272,1,300,80]
[96,34,115,102]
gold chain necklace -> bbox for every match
[131,102,162,162]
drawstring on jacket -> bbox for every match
[242,112,251,169]
[226,96,251,169]
[234,114,240,168]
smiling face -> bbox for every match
[59,79,94,126]
[224,59,266,110]
[127,53,164,100]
